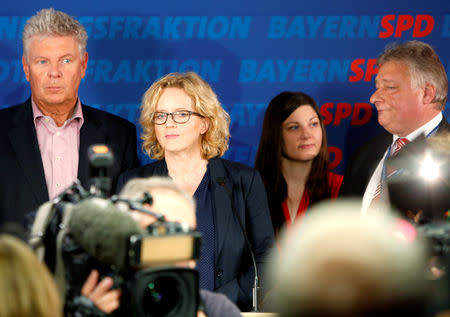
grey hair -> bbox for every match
[377,41,448,110]
[22,8,88,60]
[119,176,196,211]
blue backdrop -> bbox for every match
[1,0,449,173]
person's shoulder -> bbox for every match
[121,161,161,178]
[0,102,29,125]
[212,157,257,175]
[437,116,450,132]
[200,289,241,317]
[0,102,26,116]
[116,161,163,193]
[81,104,136,128]
[351,130,391,158]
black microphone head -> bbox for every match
[68,197,145,271]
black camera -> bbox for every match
[62,196,202,317]
[30,145,203,317]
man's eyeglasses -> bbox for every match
[152,111,204,125]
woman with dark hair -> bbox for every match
[255,91,343,236]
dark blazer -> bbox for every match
[340,116,449,198]
[117,157,275,311]
[0,98,139,226]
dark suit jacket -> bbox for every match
[116,157,275,311]
[340,116,449,198]
[0,98,139,226]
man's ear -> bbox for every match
[422,83,436,104]
[22,56,30,82]
[80,52,89,79]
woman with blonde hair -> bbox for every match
[117,72,274,311]
[0,234,62,317]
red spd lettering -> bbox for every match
[349,59,378,82]
[379,14,434,38]
[328,146,342,170]
[321,102,334,125]
[352,103,372,125]
[320,102,374,126]
[413,15,434,37]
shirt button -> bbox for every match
[55,183,61,188]
[216,269,223,278]
[55,132,61,136]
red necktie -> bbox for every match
[369,137,409,210]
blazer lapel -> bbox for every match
[8,100,49,204]
[208,158,233,261]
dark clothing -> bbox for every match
[194,168,216,291]
[117,157,275,311]
[200,289,241,317]
[0,98,139,226]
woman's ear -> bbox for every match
[200,117,210,135]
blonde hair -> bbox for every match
[0,235,62,317]
[140,72,230,160]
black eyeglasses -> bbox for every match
[152,111,204,125]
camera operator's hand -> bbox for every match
[81,269,122,314]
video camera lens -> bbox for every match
[130,267,199,317]
[142,275,181,316]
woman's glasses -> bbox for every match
[152,111,204,125]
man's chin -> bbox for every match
[377,114,389,127]
[42,97,71,107]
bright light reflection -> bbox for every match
[419,153,440,182]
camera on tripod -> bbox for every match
[30,144,202,317]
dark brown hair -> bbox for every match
[254,91,331,234]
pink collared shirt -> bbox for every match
[32,99,84,200]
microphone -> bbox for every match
[88,144,114,197]
[68,197,145,271]
[216,177,262,312]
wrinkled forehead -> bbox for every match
[375,60,411,84]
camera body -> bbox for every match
[35,188,202,317]
[30,144,203,316]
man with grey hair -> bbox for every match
[0,8,139,226]
[266,200,430,317]
[340,40,450,219]
[117,176,242,317]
